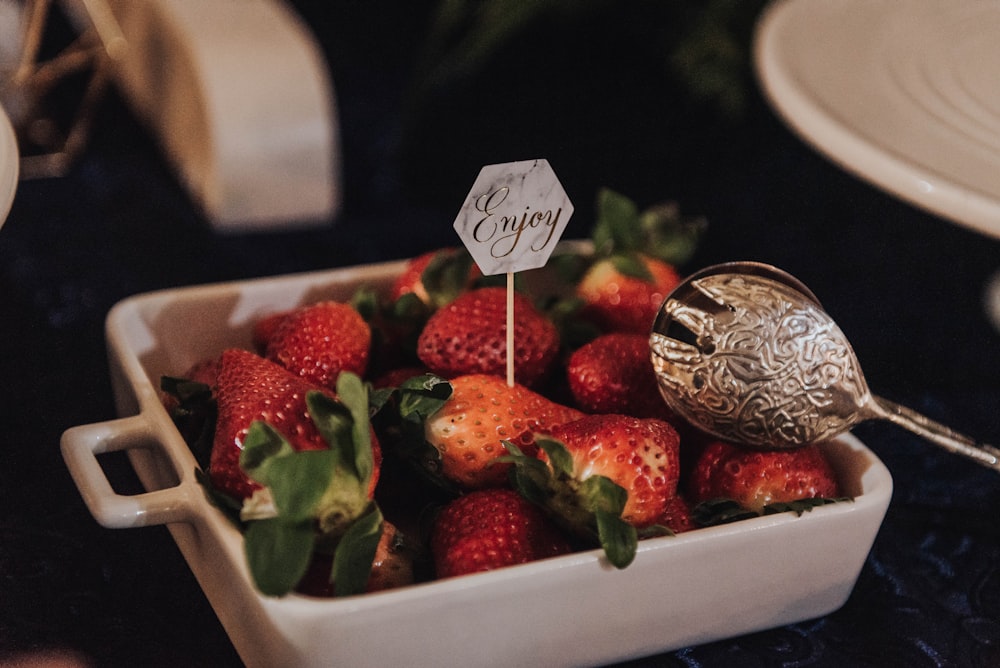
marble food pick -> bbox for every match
[453,159,574,384]
[453,159,573,276]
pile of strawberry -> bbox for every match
[161,189,845,599]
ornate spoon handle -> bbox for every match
[870,395,1000,472]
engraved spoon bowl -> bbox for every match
[649,262,1000,472]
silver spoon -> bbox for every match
[648,261,1000,472]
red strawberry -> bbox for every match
[566,332,677,421]
[211,349,327,500]
[389,247,480,307]
[658,494,695,534]
[543,414,682,529]
[181,356,220,387]
[210,350,387,597]
[209,348,381,502]
[430,488,573,578]
[390,250,438,303]
[576,254,681,334]
[264,301,371,390]
[424,374,584,490]
[688,441,841,513]
[503,414,681,568]
[417,287,559,387]
[251,310,289,353]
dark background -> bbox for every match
[2,1,999,666]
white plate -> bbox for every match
[60,256,893,667]
[0,104,17,227]
[756,0,1000,238]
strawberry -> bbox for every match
[207,349,386,597]
[576,254,681,334]
[504,414,681,568]
[658,494,695,534]
[264,301,371,390]
[688,441,842,514]
[424,374,583,490]
[208,348,382,523]
[566,332,676,421]
[180,356,220,388]
[416,287,560,387]
[209,348,335,501]
[390,250,439,304]
[251,310,289,353]
[389,247,480,308]
[542,415,681,529]
[572,188,702,335]
[430,488,573,578]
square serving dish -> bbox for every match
[62,255,893,668]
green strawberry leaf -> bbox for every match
[330,503,384,597]
[609,252,654,281]
[307,382,372,487]
[691,498,761,526]
[160,376,216,468]
[593,188,642,255]
[349,285,381,321]
[372,373,452,453]
[368,385,396,415]
[536,437,575,479]
[638,523,674,539]
[501,440,553,505]
[590,187,706,267]
[160,376,213,405]
[693,496,853,527]
[594,509,638,569]
[337,373,375,486]
[422,248,476,308]
[354,287,429,371]
[640,202,707,267]
[396,373,453,424]
[504,443,644,568]
[194,467,244,528]
[391,291,431,321]
[368,374,458,496]
[579,474,628,516]
[581,476,637,569]
[240,420,296,483]
[263,451,342,523]
[241,422,337,523]
[762,496,854,516]
[244,516,316,597]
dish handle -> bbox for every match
[61,415,198,528]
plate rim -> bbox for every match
[0,104,17,226]
[754,0,1000,239]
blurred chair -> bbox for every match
[2,0,342,231]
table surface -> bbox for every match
[2,3,999,667]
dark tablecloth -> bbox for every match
[2,3,999,666]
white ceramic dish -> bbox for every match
[755,0,1000,237]
[0,103,17,227]
[62,256,893,668]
